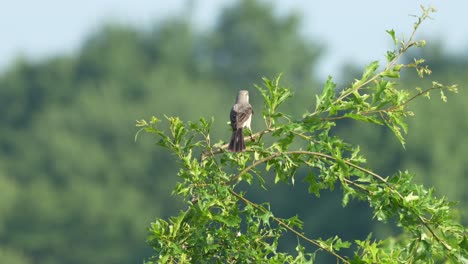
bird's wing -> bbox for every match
[234,104,253,129]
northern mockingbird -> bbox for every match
[228,90,253,152]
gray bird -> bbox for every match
[228,90,253,152]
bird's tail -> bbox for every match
[228,128,245,152]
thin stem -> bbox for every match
[401,86,442,107]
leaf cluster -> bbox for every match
[139,6,466,263]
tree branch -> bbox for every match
[229,189,350,263]
[228,150,453,252]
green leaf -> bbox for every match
[277,132,295,150]
[259,209,273,226]
[243,172,253,184]
[304,172,322,197]
[404,192,419,203]
[372,80,388,104]
[333,238,351,251]
[386,50,396,62]
[315,76,336,112]
[362,61,380,80]
[386,29,398,45]
[342,192,351,207]
[168,116,187,144]
[212,214,241,227]
[275,90,293,109]
[380,70,400,78]
[459,235,468,251]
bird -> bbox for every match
[228,90,253,152]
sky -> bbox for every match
[1,0,467,79]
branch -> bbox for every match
[229,189,350,263]
[229,150,453,253]
[401,85,442,107]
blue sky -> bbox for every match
[1,0,467,78]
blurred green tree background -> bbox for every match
[0,0,465,263]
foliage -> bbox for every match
[140,7,466,263]
[336,32,468,228]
